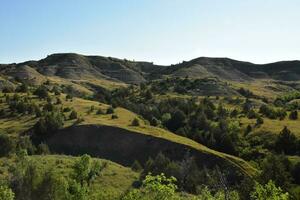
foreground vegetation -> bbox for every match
[0,76,300,199]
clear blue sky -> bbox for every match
[1,0,299,65]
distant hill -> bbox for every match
[151,57,300,82]
[1,53,300,93]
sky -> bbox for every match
[0,0,300,65]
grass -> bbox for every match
[61,96,258,177]
[241,115,300,137]
[230,80,294,99]
[0,92,257,177]
[0,155,139,200]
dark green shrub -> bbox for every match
[33,86,49,99]
[0,134,15,157]
[131,160,143,172]
[36,143,50,155]
[289,110,298,120]
[106,106,114,114]
[131,118,140,126]
[34,112,64,135]
[69,110,78,120]
[111,114,118,119]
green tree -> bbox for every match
[122,173,178,200]
[197,186,239,200]
[67,180,88,200]
[289,110,298,120]
[106,106,114,114]
[131,118,140,126]
[131,160,143,172]
[256,116,264,126]
[275,126,297,155]
[33,86,49,99]
[0,185,15,200]
[72,154,104,186]
[166,110,186,131]
[0,134,14,157]
[250,181,289,200]
[69,110,78,120]
[16,83,28,93]
[35,170,69,200]
[259,154,292,190]
[34,112,64,135]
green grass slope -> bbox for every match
[0,155,139,200]
[0,92,257,177]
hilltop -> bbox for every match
[2,53,300,84]
[1,53,300,99]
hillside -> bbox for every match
[2,54,300,100]
[0,92,256,178]
[1,53,300,84]
[0,155,139,200]
[1,54,300,199]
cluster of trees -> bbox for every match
[275,126,300,155]
[139,152,238,194]
[0,133,50,157]
[140,77,222,95]
[3,94,41,116]
[0,86,85,137]
[92,84,299,159]
[237,87,256,98]
[34,111,64,136]
[128,152,294,200]
[0,152,105,200]
[274,92,300,105]
[259,105,287,120]
[103,90,246,155]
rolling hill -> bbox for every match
[1,53,300,198]
[1,53,300,84]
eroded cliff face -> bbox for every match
[45,125,241,176]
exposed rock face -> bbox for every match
[45,125,240,173]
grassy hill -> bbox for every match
[1,53,300,86]
[0,92,256,178]
[0,155,139,200]
[1,54,300,198]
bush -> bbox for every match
[0,134,14,157]
[166,110,186,131]
[63,107,71,112]
[131,160,143,172]
[275,126,297,155]
[36,143,50,155]
[111,114,118,119]
[250,181,289,200]
[150,117,160,126]
[289,110,298,120]
[2,86,14,93]
[16,136,36,155]
[96,108,104,115]
[69,110,78,120]
[34,112,64,135]
[247,109,257,119]
[0,185,15,200]
[122,173,177,200]
[76,117,85,124]
[256,116,264,126]
[66,94,73,101]
[33,86,49,99]
[131,118,140,126]
[16,83,28,93]
[259,154,292,189]
[106,106,114,114]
